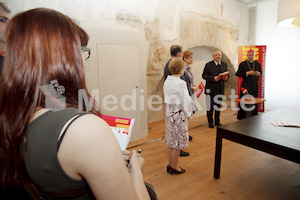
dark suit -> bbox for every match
[236,60,262,119]
[164,58,192,96]
[202,60,228,125]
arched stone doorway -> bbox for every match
[146,11,239,123]
[147,46,237,123]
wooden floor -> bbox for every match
[127,110,300,200]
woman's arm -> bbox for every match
[129,150,150,200]
[57,114,149,200]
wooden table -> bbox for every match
[214,108,300,179]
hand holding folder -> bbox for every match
[218,71,229,79]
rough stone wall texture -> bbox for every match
[146,12,239,122]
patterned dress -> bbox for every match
[165,104,189,149]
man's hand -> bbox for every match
[222,76,228,81]
[254,71,261,76]
[214,76,221,82]
[247,70,255,76]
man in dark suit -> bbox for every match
[202,49,228,128]
[236,49,262,119]
[163,45,192,157]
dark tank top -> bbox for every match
[23,108,95,200]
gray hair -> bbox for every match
[212,49,221,56]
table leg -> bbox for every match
[214,129,223,179]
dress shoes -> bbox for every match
[180,150,189,157]
[168,166,186,175]
[208,124,214,128]
[215,122,222,126]
[167,165,171,173]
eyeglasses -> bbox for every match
[81,46,90,60]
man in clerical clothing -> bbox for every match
[236,49,262,119]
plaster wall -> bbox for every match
[254,0,300,111]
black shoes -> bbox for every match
[178,138,192,157]
[209,122,222,128]
[209,124,214,128]
[215,122,222,126]
[180,150,189,156]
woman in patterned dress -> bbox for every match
[163,58,193,174]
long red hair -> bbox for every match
[0,8,99,187]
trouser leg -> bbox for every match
[214,96,222,124]
[207,110,213,125]
[215,109,220,124]
[206,94,214,125]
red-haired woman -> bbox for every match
[183,51,198,113]
[0,8,149,200]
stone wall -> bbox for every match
[147,11,241,122]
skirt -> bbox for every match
[164,103,189,149]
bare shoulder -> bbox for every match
[68,114,112,137]
[59,113,120,165]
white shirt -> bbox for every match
[214,61,221,65]
[163,75,193,117]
